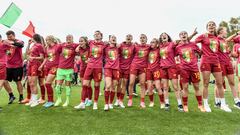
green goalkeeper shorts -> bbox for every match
[56,68,74,81]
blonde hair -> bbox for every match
[46,35,57,44]
[55,38,61,44]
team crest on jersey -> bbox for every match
[6,50,11,55]
[6,47,14,57]
[148,52,156,64]
[122,48,130,59]
[92,46,100,58]
[81,53,88,63]
[48,52,55,61]
[160,48,167,59]
[138,49,145,58]
[63,48,72,59]
[210,39,218,53]
[220,42,228,53]
[109,50,117,60]
[182,48,192,63]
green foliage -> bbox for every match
[219,16,240,36]
[219,16,240,50]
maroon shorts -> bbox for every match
[160,67,178,79]
[180,70,200,83]
[0,64,7,80]
[221,63,234,76]
[130,68,146,76]
[200,63,221,73]
[119,69,130,79]
[79,67,87,78]
[44,66,57,76]
[176,64,181,75]
[28,64,44,77]
[146,69,161,81]
[83,67,102,82]
[38,70,45,78]
[104,68,120,80]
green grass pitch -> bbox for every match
[0,80,240,135]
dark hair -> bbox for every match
[206,21,217,36]
[152,38,159,44]
[95,30,103,37]
[206,21,216,29]
[33,34,42,44]
[217,26,226,35]
[6,30,15,36]
[179,31,188,36]
[80,36,89,47]
[140,34,147,38]
[159,32,172,44]
[41,36,46,47]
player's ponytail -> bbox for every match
[33,34,42,44]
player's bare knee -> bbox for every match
[203,82,209,88]
[155,85,161,91]
[106,84,111,90]
[173,86,178,91]
[129,81,135,87]
[229,81,235,87]
[139,82,145,87]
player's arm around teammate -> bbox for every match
[128,34,150,108]
[195,21,231,112]
[175,31,205,112]
[146,38,164,108]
